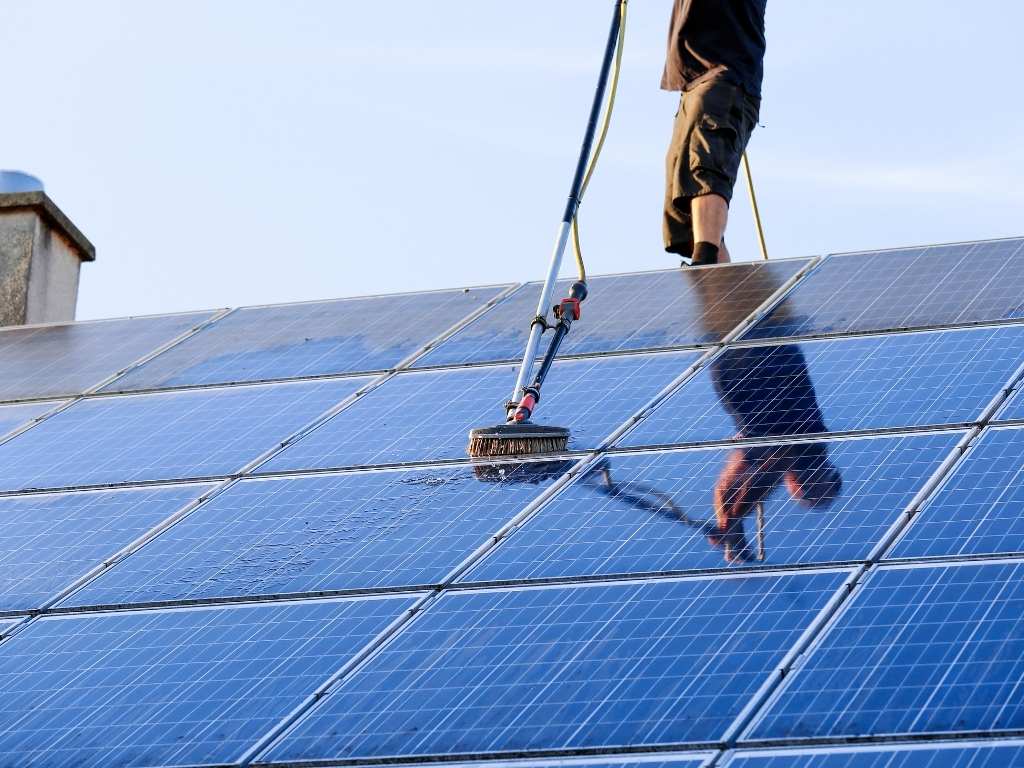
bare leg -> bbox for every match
[691,193,731,263]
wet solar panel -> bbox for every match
[0,483,212,612]
[0,377,368,493]
[262,351,698,472]
[0,400,58,439]
[889,427,1024,559]
[264,570,849,762]
[465,432,961,583]
[743,238,1024,340]
[0,311,214,401]
[415,261,807,368]
[745,560,1024,741]
[620,326,1024,448]
[62,462,570,608]
[103,286,510,392]
[0,595,416,767]
[724,741,1024,768]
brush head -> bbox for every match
[467,423,570,459]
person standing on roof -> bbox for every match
[663,0,766,266]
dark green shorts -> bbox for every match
[663,76,760,255]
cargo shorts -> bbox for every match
[664,76,760,255]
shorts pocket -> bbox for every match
[690,112,740,180]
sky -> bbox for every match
[3,1,1023,321]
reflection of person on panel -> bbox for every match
[691,273,843,562]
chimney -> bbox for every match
[0,171,95,327]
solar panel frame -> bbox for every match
[0,593,422,768]
[101,284,516,393]
[262,568,853,763]
[886,425,1024,560]
[260,350,705,473]
[59,461,577,609]
[0,309,221,403]
[742,558,1024,743]
[412,260,812,369]
[462,431,966,585]
[0,376,373,493]
[996,387,1024,422]
[0,400,62,441]
[0,482,214,613]
[741,238,1024,342]
[618,325,1024,450]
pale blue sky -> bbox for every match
[4,1,1022,320]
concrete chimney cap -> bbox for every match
[0,191,95,262]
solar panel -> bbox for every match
[102,286,511,392]
[997,387,1024,421]
[61,462,570,608]
[742,238,1024,340]
[262,351,699,472]
[745,560,1024,741]
[889,426,1024,559]
[0,311,215,401]
[620,326,1024,449]
[414,261,808,368]
[0,377,368,493]
[0,483,212,612]
[0,400,59,439]
[724,741,1024,768]
[465,432,962,583]
[263,570,849,762]
[0,594,416,767]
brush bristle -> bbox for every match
[467,435,569,458]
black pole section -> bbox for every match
[560,0,624,225]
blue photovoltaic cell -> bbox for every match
[0,377,367,492]
[63,462,569,608]
[890,427,1024,559]
[0,311,213,401]
[998,388,1024,421]
[0,483,212,612]
[467,432,961,583]
[725,741,1024,768]
[621,326,1024,448]
[743,238,1024,340]
[265,570,848,761]
[104,286,509,391]
[415,261,807,368]
[747,561,1024,740]
[263,351,697,472]
[0,595,416,767]
[0,400,58,439]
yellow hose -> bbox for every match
[570,0,628,284]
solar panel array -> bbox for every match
[0,239,1022,768]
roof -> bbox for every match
[0,237,1022,767]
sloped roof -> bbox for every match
[0,238,1022,767]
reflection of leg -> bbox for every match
[691,193,731,264]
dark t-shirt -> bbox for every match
[662,0,767,97]
[710,344,828,439]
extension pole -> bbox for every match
[510,0,624,414]
[742,152,769,262]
